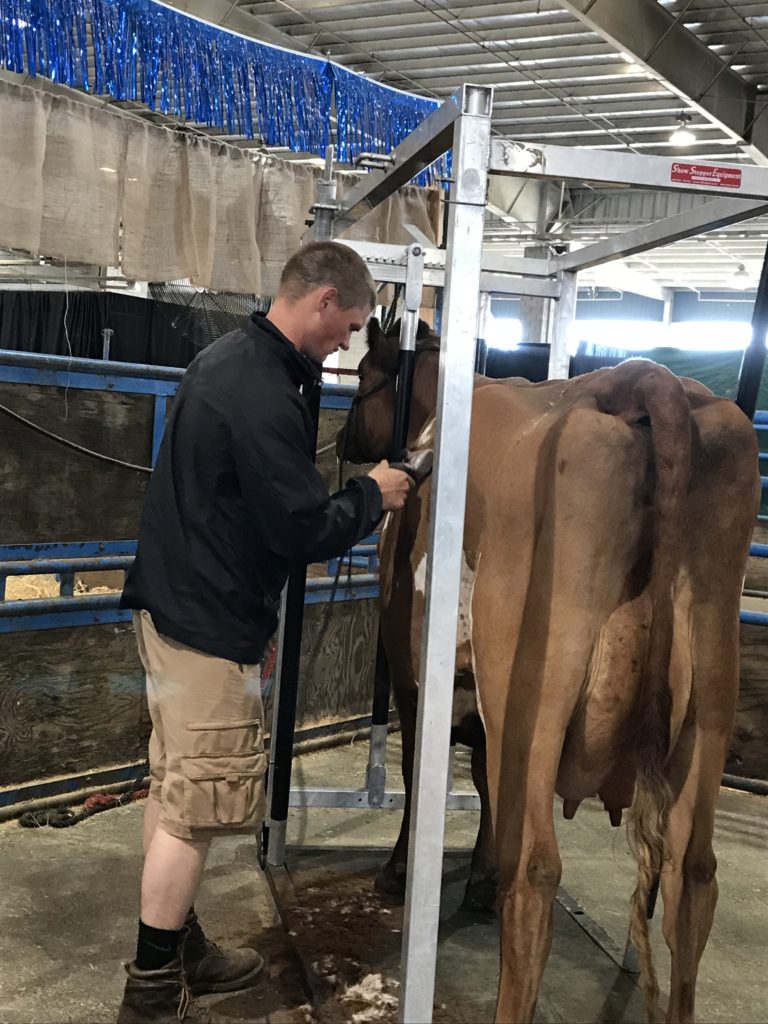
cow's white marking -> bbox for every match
[469,554,486,732]
[412,550,485,734]
[414,418,436,448]
[414,553,427,596]
[414,551,476,644]
[456,553,476,648]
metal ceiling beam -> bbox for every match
[553,198,768,273]
[322,24,598,58]
[394,65,649,91]
[326,43,613,72]
[493,100,685,121]
[264,0,566,27]
[170,0,309,51]
[492,82,672,101]
[559,0,768,165]
[592,265,667,301]
[491,137,768,198]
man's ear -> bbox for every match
[317,285,339,311]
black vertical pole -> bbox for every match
[474,335,488,375]
[368,336,415,798]
[736,240,768,421]
[264,379,321,860]
[368,249,423,805]
[391,348,416,459]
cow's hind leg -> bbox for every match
[374,687,416,898]
[660,396,756,1024]
[661,620,738,1024]
[463,740,498,913]
[475,630,571,1024]
[489,726,565,1024]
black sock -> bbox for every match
[135,919,182,971]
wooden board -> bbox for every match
[0,383,153,543]
[296,599,379,727]
[0,621,149,787]
[731,622,768,780]
[1,598,379,789]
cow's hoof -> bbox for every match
[374,863,407,901]
[462,875,497,914]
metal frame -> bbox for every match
[263,82,768,1024]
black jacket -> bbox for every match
[121,313,382,663]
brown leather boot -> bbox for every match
[182,911,264,996]
[116,957,213,1023]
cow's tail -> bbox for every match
[626,367,691,1021]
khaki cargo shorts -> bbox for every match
[133,610,267,841]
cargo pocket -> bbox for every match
[181,751,267,828]
[185,717,264,757]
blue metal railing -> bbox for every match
[0,351,372,632]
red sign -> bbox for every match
[671,162,742,189]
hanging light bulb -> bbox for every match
[670,112,697,146]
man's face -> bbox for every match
[301,288,370,364]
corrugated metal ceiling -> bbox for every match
[241,0,763,161]
[230,0,768,291]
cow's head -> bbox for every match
[337,316,441,463]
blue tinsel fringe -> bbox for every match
[1,0,450,185]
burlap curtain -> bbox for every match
[0,78,441,296]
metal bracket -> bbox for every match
[307,146,338,243]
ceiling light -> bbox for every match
[670,113,696,146]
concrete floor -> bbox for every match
[0,737,765,1024]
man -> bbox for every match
[117,241,412,1023]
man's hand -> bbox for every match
[368,460,414,511]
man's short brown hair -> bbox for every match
[279,241,376,311]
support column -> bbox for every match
[736,239,768,420]
[399,82,493,1024]
[520,244,552,344]
[548,270,578,380]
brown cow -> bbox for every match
[338,318,760,1024]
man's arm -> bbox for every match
[233,398,408,564]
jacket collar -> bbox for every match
[247,312,322,389]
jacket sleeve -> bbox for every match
[232,394,383,564]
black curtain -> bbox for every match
[0,292,627,380]
[0,291,235,368]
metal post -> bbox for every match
[476,292,490,374]
[391,244,426,458]
[264,152,338,866]
[366,631,390,807]
[548,271,578,380]
[262,582,289,866]
[399,83,493,1024]
[308,146,338,242]
[736,240,768,420]
[101,327,113,361]
[264,382,321,867]
[151,396,168,467]
[58,572,75,597]
[366,243,426,809]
